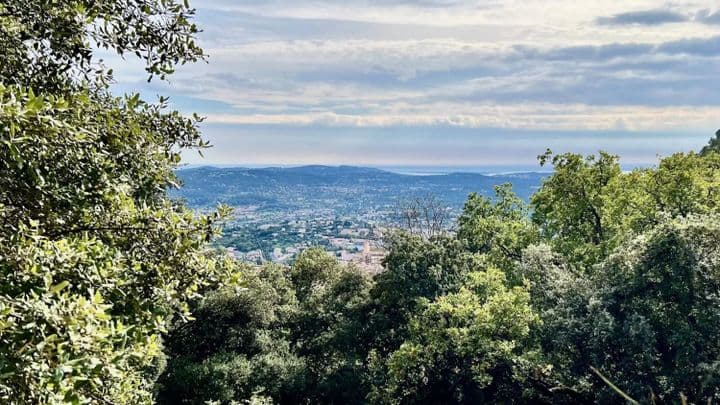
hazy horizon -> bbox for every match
[176,162,656,176]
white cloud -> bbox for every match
[204,103,720,132]
[104,0,720,165]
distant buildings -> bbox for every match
[348,240,385,274]
[244,249,264,264]
[214,202,390,272]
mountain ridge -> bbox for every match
[172,165,548,210]
[176,164,549,177]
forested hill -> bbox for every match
[173,165,548,210]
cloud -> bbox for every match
[198,0,504,26]
[194,10,524,46]
[596,9,688,26]
[595,8,720,27]
[695,9,720,25]
[515,42,655,62]
[150,35,719,113]
[104,0,720,166]
[657,35,720,56]
[184,124,712,167]
[203,103,720,132]
[203,0,483,7]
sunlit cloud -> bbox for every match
[109,0,720,166]
[204,104,720,132]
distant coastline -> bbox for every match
[176,163,552,176]
[177,162,655,176]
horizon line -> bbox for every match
[175,162,652,175]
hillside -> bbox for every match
[173,165,548,212]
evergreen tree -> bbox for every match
[700,129,720,156]
[0,1,238,403]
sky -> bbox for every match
[110,0,720,169]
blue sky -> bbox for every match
[110,0,720,168]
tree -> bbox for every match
[700,129,720,156]
[363,232,481,355]
[0,0,203,91]
[158,250,373,404]
[527,216,720,403]
[531,150,622,267]
[370,268,540,404]
[394,194,451,239]
[458,184,540,283]
[157,264,305,404]
[601,151,720,248]
[0,1,235,403]
[289,249,373,403]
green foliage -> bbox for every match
[532,149,720,268]
[700,129,720,156]
[158,250,373,404]
[289,249,373,403]
[0,0,204,91]
[370,268,540,404]
[458,184,540,282]
[529,215,720,403]
[157,264,304,404]
[364,232,481,354]
[531,150,622,266]
[0,84,235,405]
[0,86,209,238]
[0,1,237,403]
[592,215,720,402]
[603,152,720,237]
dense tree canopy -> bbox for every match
[524,143,720,403]
[158,249,372,404]
[531,150,621,266]
[155,134,720,404]
[528,215,720,403]
[0,1,235,403]
[362,232,481,355]
[3,0,720,403]
[458,184,539,282]
[370,268,540,404]
[157,263,303,404]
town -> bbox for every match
[174,165,547,273]
[216,205,389,273]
